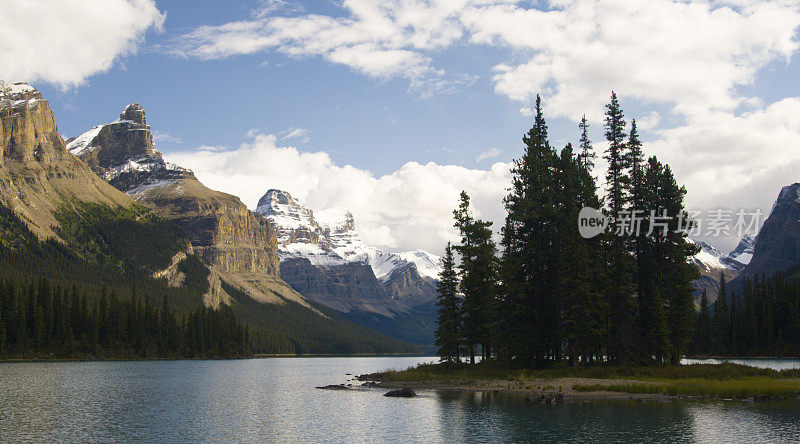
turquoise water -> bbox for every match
[1,357,799,442]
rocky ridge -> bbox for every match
[0,81,132,240]
[69,104,312,310]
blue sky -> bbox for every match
[38,1,531,176]
[4,0,800,254]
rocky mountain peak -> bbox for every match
[257,189,315,223]
[0,82,132,240]
[0,81,64,163]
[67,103,190,195]
[119,103,147,126]
[0,81,42,104]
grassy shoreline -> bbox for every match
[358,362,800,400]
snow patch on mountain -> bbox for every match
[727,234,755,265]
[66,125,103,156]
[688,238,744,273]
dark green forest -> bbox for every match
[436,93,700,368]
[0,277,250,359]
[694,269,800,357]
[0,201,414,358]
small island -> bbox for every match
[359,362,800,402]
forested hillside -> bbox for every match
[0,202,417,357]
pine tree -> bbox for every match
[435,243,462,364]
[695,289,712,354]
[453,192,498,363]
[714,272,730,355]
[559,143,606,367]
[603,91,635,365]
[499,94,559,367]
[578,114,595,171]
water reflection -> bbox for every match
[1,358,799,442]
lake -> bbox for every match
[1,357,800,442]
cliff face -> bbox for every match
[382,262,438,307]
[735,184,800,284]
[69,103,307,309]
[280,257,402,317]
[137,179,280,278]
[0,82,132,239]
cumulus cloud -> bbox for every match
[166,132,511,254]
[165,0,800,118]
[471,0,800,119]
[650,98,800,210]
[152,130,183,144]
[164,0,474,95]
[0,0,165,87]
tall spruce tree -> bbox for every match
[435,243,462,364]
[695,290,712,354]
[603,92,635,364]
[559,143,606,367]
[714,272,730,355]
[453,191,498,363]
[578,114,595,171]
[658,163,699,364]
[499,95,558,367]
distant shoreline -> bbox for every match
[0,354,438,363]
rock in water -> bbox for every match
[316,384,350,390]
[384,388,416,397]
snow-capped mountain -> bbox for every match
[688,237,745,304]
[256,189,443,345]
[256,189,443,283]
[66,103,190,195]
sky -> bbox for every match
[2,0,800,255]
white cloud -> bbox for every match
[0,0,165,87]
[160,0,800,253]
[165,0,475,95]
[476,147,502,162]
[166,132,511,254]
[649,98,800,212]
[166,0,800,119]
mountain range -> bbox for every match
[5,80,800,352]
[688,235,752,304]
[0,82,415,354]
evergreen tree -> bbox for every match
[578,114,595,171]
[499,95,559,367]
[603,91,635,365]
[714,272,730,355]
[453,192,498,363]
[695,289,712,354]
[559,143,606,367]
[435,243,462,364]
